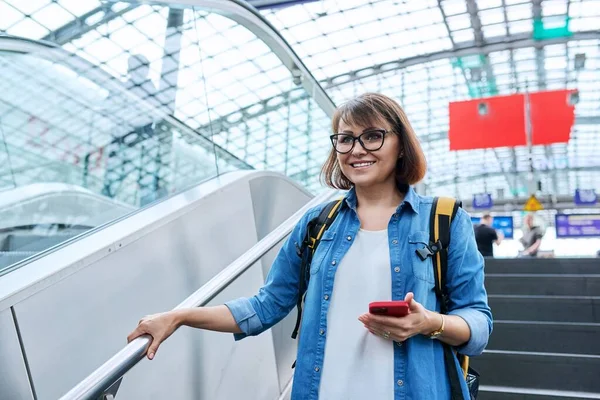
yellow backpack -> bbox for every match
[426,197,479,399]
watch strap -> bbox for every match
[428,314,445,339]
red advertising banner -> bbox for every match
[530,89,576,145]
[449,94,526,150]
[448,90,576,150]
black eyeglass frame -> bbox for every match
[329,129,392,154]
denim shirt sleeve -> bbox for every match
[446,208,493,356]
[224,206,321,341]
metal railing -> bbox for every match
[59,189,338,400]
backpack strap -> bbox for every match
[430,197,461,313]
[291,199,343,340]
[430,197,466,400]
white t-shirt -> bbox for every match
[318,229,394,399]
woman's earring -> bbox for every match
[398,152,404,158]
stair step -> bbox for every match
[472,351,600,393]
[489,296,600,323]
[489,321,600,355]
[479,385,600,400]
[486,275,600,296]
[485,259,600,275]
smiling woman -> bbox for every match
[128,92,491,400]
[321,93,427,191]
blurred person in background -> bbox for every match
[519,214,544,258]
[474,214,503,258]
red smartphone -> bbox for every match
[369,301,410,317]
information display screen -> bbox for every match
[555,214,600,238]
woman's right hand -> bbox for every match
[127,311,180,360]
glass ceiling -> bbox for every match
[261,0,600,198]
[0,0,598,200]
[0,1,331,200]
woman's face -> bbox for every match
[335,118,402,189]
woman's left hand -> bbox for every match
[358,292,440,342]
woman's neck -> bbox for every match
[354,182,405,209]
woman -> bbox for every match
[128,93,492,399]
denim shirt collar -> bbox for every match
[343,185,420,215]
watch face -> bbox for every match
[428,329,443,339]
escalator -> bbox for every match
[0,170,326,400]
[0,34,252,278]
[0,183,135,272]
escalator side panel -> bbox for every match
[250,176,316,393]
[0,308,34,400]
[6,172,311,400]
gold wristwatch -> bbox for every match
[428,314,445,339]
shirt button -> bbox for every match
[324,294,329,300]
[347,236,352,241]
[397,380,404,386]
[319,329,325,335]
[396,341,403,347]
[394,267,400,273]
[392,239,398,245]
[331,260,336,265]
[315,366,320,372]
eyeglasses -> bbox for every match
[330,129,390,154]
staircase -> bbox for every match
[472,258,600,400]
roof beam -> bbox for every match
[437,1,457,47]
[439,1,513,191]
[466,0,513,191]
[532,0,560,194]
[322,30,600,89]
[532,0,547,90]
[431,166,600,188]
[190,92,312,136]
[466,0,484,45]
[426,115,598,141]
[245,0,320,10]
[468,0,498,95]
[42,3,138,46]
[503,0,521,191]
[200,98,599,143]
[193,88,600,141]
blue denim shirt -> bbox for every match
[226,187,492,400]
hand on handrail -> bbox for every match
[63,189,338,400]
[127,311,179,360]
[127,305,242,360]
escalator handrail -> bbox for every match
[59,189,339,400]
